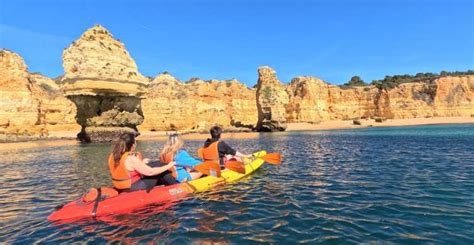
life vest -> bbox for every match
[160,151,177,178]
[108,152,142,190]
[199,141,222,176]
[200,141,220,163]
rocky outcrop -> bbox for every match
[61,25,148,142]
[255,66,289,131]
[139,74,257,132]
[28,73,79,132]
[2,24,473,142]
[285,77,378,122]
[433,76,474,117]
[378,76,474,118]
[282,73,474,123]
[61,25,148,96]
[0,50,78,142]
[327,85,378,120]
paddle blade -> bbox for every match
[194,161,221,177]
[224,161,246,174]
[261,153,281,164]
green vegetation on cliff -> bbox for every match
[341,76,367,88]
[340,70,474,90]
[372,70,474,89]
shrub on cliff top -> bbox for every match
[371,70,474,90]
[341,76,367,88]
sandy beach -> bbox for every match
[1,117,473,151]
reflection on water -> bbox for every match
[0,124,474,243]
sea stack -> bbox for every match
[61,25,148,142]
[255,66,289,131]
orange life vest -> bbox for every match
[108,152,142,190]
[160,151,177,178]
[200,141,219,162]
[199,141,221,176]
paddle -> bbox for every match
[258,153,281,165]
[224,161,246,174]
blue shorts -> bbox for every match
[175,167,192,182]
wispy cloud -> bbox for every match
[0,24,70,46]
[138,24,159,33]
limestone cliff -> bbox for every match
[140,74,257,132]
[285,77,378,122]
[378,76,474,118]
[2,27,473,142]
[286,76,473,123]
[0,50,78,142]
[61,25,148,142]
[255,66,289,131]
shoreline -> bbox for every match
[285,117,474,132]
[0,117,472,151]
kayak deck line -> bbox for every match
[48,150,268,222]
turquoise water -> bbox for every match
[0,124,473,243]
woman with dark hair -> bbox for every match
[108,133,177,192]
[200,126,251,169]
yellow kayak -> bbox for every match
[186,150,267,192]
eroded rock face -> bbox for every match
[380,76,474,118]
[28,73,79,132]
[0,50,78,141]
[61,25,148,96]
[285,77,378,122]
[327,86,378,120]
[286,76,331,122]
[140,74,257,132]
[283,74,474,122]
[61,25,147,142]
[255,66,289,131]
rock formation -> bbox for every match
[139,73,257,132]
[61,25,148,142]
[255,66,289,131]
[0,49,78,142]
[1,24,473,142]
[184,68,471,129]
[378,76,474,118]
[257,66,473,126]
[285,77,379,122]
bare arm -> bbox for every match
[127,156,175,176]
[235,151,252,158]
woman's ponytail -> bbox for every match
[111,133,136,167]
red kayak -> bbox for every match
[48,151,280,222]
[48,183,194,222]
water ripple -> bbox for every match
[0,124,473,243]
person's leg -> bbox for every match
[147,160,178,186]
[130,178,158,191]
[160,172,178,185]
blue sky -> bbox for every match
[0,0,473,86]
